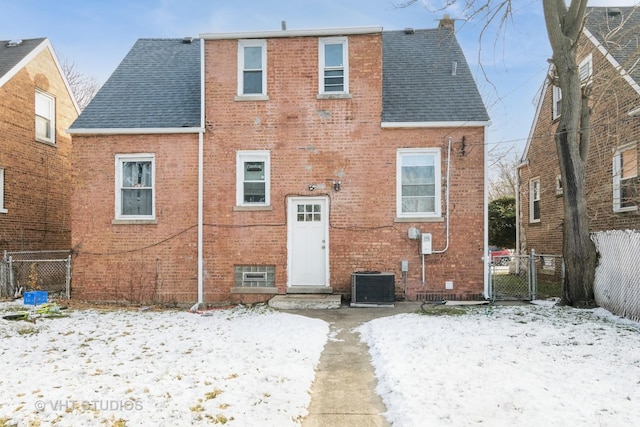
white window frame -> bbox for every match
[613,143,638,213]
[0,168,6,214]
[236,150,270,207]
[237,39,267,98]
[35,89,55,144]
[318,37,349,96]
[115,154,155,220]
[579,53,593,86]
[552,85,562,120]
[529,178,541,223]
[396,148,442,219]
[555,174,563,195]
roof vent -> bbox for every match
[404,27,415,34]
[6,39,23,47]
[281,20,287,31]
[182,37,193,44]
[608,8,622,17]
[452,61,458,76]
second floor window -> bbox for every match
[530,178,541,223]
[613,143,638,212]
[319,37,348,94]
[35,90,55,144]
[552,85,562,120]
[238,40,267,97]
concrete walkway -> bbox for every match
[283,302,422,427]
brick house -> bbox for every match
[518,7,640,259]
[69,20,490,305]
[0,38,79,252]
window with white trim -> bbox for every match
[579,54,593,85]
[115,154,155,220]
[396,149,441,218]
[237,40,267,97]
[0,168,6,213]
[613,143,638,212]
[35,90,55,144]
[529,178,541,223]
[236,151,270,206]
[552,85,562,120]
[319,37,348,94]
[555,174,563,195]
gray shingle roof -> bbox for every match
[585,7,640,86]
[70,38,201,130]
[0,38,47,83]
[382,28,489,123]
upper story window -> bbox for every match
[236,150,270,207]
[579,54,593,85]
[237,40,267,98]
[35,90,55,144]
[319,37,349,95]
[552,85,562,120]
[529,178,541,223]
[115,154,155,220]
[396,148,441,219]
[0,168,6,214]
[613,143,638,212]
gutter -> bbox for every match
[67,127,203,135]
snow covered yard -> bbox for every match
[357,301,640,427]
[0,303,329,426]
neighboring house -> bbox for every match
[0,38,79,252]
[69,19,490,305]
[518,7,640,259]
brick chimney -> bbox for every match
[439,14,455,30]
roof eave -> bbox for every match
[67,127,205,135]
[381,120,490,128]
[200,26,383,40]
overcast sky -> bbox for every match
[1,0,638,158]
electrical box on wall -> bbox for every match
[421,233,432,254]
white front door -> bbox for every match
[287,197,329,287]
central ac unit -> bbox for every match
[350,272,395,307]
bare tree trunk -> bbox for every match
[544,0,596,307]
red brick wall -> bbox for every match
[203,33,486,303]
[0,45,77,251]
[71,134,199,303]
[71,32,487,304]
[520,35,640,257]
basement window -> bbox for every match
[234,265,275,287]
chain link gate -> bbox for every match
[1,250,71,299]
[489,249,564,301]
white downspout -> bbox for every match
[482,126,489,299]
[423,137,452,285]
[197,38,205,305]
[432,137,452,254]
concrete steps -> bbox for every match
[268,294,342,309]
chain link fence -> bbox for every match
[1,250,71,299]
[489,250,563,301]
[592,230,640,322]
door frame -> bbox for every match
[286,196,330,288]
